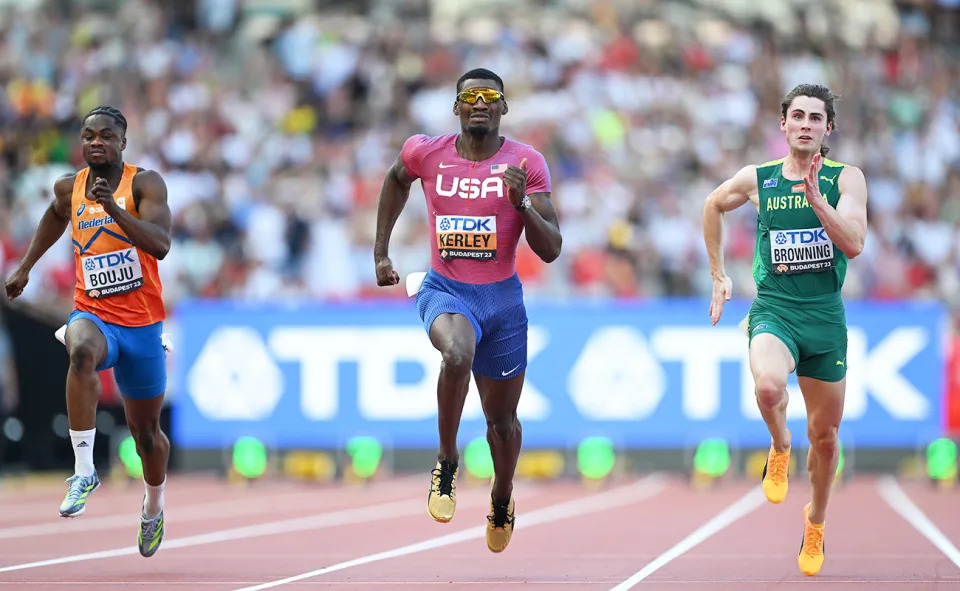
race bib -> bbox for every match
[770,227,834,274]
[436,215,497,260]
[82,247,144,298]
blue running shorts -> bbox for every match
[415,269,527,380]
[67,310,167,399]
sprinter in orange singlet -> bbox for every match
[5,107,171,557]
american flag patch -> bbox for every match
[491,163,508,174]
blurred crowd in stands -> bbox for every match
[0,0,958,323]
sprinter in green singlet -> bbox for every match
[702,84,868,577]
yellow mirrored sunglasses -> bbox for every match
[456,88,504,104]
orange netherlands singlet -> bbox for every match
[71,163,165,327]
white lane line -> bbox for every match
[230,475,669,591]
[0,495,453,573]
[3,577,959,586]
[607,485,767,590]
[877,475,960,569]
[0,475,425,539]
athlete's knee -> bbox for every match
[440,344,474,376]
[130,420,162,455]
[807,422,839,459]
[486,411,520,443]
[68,341,101,375]
[754,371,787,409]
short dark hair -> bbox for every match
[780,84,837,156]
[83,106,128,134]
[456,68,504,94]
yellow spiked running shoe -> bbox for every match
[427,460,458,522]
[486,496,515,553]
[486,478,515,553]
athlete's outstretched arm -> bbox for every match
[4,175,74,300]
[804,155,867,258]
[702,164,756,325]
[374,155,414,286]
[99,170,172,260]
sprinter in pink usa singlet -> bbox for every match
[373,68,563,554]
[400,132,550,282]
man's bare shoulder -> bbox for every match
[838,164,866,183]
[132,168,167,190]
[730,163,760,193]
[53,172,79,197]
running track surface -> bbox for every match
[1,472,958,589]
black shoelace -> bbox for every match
[432,460,457,496]
[488,497,513,528]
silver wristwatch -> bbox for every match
[515,195,532,212]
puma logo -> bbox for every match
[820,176,835,185]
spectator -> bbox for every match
[0,0,956,315]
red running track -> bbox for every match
[0,472,958,590]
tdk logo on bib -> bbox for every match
[771,227,834,274]
[774,228,828,245]
[438,217,494,232]
[81,247,144,299]
[85,250,136,270]
[436,215,497,260]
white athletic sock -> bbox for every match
[143,477,166,518]
[69,428,96,476]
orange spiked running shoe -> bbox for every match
[798,503,826,576]
[761,431,791,504]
